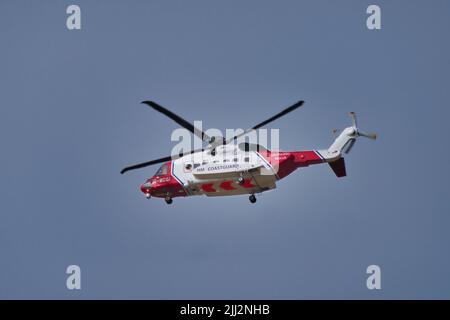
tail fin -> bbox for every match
[328,157,346,177]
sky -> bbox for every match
[1,0,450,299]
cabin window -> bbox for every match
[244,157,250,162]
[185,163,192,170]
[233,158,238,162]
[155,163,169,176]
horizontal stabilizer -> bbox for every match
[329,157,347,178]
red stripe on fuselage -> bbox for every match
[201,183,216,192]
[219,181,236,190]
[258,150,324,179]
[242,179,255,188]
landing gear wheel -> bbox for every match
[165,197,173,205]
[249,194,256,203]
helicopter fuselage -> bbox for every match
[140,144,326,201]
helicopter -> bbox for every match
[121,100,376,204]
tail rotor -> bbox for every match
[344,112,377,154]
[325,112,377,177]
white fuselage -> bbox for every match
[171,144,278,197]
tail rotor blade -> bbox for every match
[358,131,377,140]
[349,112,357,129]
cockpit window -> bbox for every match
[155,163,169,176]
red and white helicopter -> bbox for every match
[121,100,376,204]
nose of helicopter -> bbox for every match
[140,181,152,195]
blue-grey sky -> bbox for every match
[1,0,450,299]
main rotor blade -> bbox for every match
[120,147,206,174]
[141,101,210,142]
[120,155,173,174]
[252,100,304,130]
[122,100,304,174]
[226,100,304,143]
